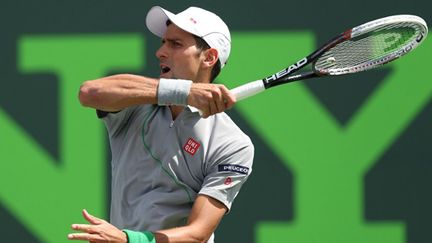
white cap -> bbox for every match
[146,6,231,68]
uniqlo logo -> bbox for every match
[183,138,200,156]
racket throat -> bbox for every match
[264,70,318,88]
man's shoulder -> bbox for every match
[208,112,253,147]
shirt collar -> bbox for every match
[187,106,200,113]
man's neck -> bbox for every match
[169,105,185,120]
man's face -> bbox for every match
[156,24,205,81]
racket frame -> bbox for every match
[229,14,428,102]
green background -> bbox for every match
[0,0,431,242]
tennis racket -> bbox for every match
[230,14,428,101]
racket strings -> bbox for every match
[314,22,422,74]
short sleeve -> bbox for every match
[98,105,156,138]
[198,139,254,211]
[97,107,137,137]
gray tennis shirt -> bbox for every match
[100,104,254,241]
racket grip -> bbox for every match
[230,80,265,101]
[197,80,265,117]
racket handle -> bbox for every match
[230,80,265,101]
[197,80,265,117]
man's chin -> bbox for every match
[159,73,172,79]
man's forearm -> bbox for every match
[78,73,236,117]
[78,74,159,111]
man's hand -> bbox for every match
[68,209,127,243]
[188,83,236,118]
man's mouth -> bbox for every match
[160,65,171,74]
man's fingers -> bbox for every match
[68,232,104,241]
[69,209,127,242]
[214,87,227,113]
[220,85,236,109]
[208,97,218,115]
[207,85,233,115]
[71,223,96,233]
[189,83,236,117]
[82,209,103,225]
[211,85,226,113]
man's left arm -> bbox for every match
[67,194,227,243]
[152,194,227,242]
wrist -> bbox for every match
[122,230,129,243]
[123,229,156,243]
[157,78,192,106]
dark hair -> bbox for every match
[192,35,221,82]
[166,20,221,82]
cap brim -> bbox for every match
[146,6,174,38]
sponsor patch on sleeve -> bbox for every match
[218,164,250,175]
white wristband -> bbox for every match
[157,78,193,106]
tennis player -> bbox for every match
[67,5,254,243]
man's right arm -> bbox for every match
[78,74,158,112]
[78,74,236,117]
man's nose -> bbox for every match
[156,43,168,59]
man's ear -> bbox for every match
[203,48,219,68]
